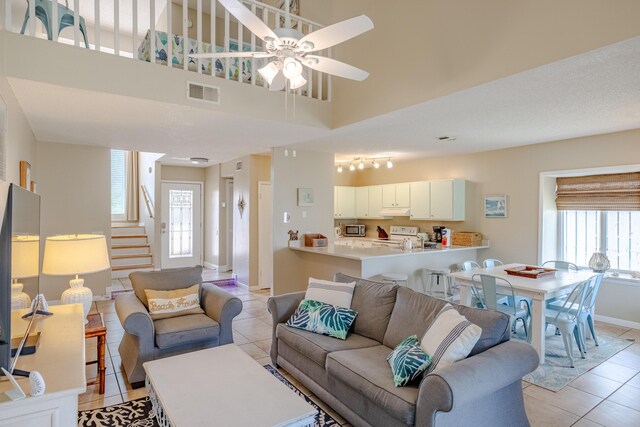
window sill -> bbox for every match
[604,274,640,286]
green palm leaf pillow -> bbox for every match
[387,335,432,387]
[287,299,358,340]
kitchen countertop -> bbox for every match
[289,243,489,261]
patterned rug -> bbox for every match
[520,329,635,391]
[78,365,340,427]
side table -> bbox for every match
[85,313,107,394]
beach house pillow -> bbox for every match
[144,284,205,320]
[387,335,432,387]
[287,299,358,340]
[420,304,482,373]
[305,277,356,308]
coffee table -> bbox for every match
[143,344,318,427]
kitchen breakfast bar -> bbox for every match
[289,243,488,291]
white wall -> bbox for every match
[272,148,334,295]
[138,152,163,268]
[37,141,111,300]
[204,164,220,268]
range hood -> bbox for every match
[379,207,411,216]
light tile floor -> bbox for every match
[81,283,640,427]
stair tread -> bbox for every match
[112,244,150,249]
[112,254,153,260]
[112,235,147,239]
[112,264,155,271]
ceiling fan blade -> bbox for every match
[190,52,274,59]
[219,0,280,43]
[269,71,286,91]
[297,15,373,52]
[302,55,369,81]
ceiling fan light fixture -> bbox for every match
[259,61,281,85]
[386,159,393,169]
[300,41,315,51]
[289,74,307,90]
[283,57,303,79]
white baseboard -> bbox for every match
[235,281,249,289]
[595,314,640,330]
[217,265,231,272]
[203,262,218,270]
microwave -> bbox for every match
[344,224,365,237]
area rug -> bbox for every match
[78,366,340,427]
[520,331,635,392]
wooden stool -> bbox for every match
[85,313,107,394]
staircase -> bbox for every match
[111,225,155,279]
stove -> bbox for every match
[372,226,421,248]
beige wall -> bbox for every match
[272,147,334,295]
[37,141,111,300]
[204,164,221,268]
[161,165,206,182]
[138,152,163,268]
[319,0,640,127]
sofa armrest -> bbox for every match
[267,291,305,366]
[201,283,243,345]
[415,340,539,427]
[115,293,155,350]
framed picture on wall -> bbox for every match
[484,195,507,218]
[297,188,314,206]
[19,161,31,189]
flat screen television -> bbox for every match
[0,184,41,376]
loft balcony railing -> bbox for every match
[1,0,330,100]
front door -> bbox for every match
[161,182,203,269]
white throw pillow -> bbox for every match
[420,304,482,373]
[305,278,356,308]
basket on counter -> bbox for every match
[304,234,328,247]
[451,231,483,247]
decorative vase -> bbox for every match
[61,278,93,324]
[11,282,31,310]
[588,252,611,273]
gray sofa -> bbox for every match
[115,266,242,385]
[267,273,539,427]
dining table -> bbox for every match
[448,263,597,364]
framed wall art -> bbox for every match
[484,195,507,218]
[297,188,314,206]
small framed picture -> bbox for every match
[19,161,31,189]
[484,195,507,218]
[30,180,37,193]
[297,188,314,206]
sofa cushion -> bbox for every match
[130,266,203,308]
[334,273,398,343]
[276,324,379,367]
[383,287,510,356]
[287,299,358,340]
[145,284,205,320]
[327,345,419,425]
[387,335,431,387]
[154,313,219,349]
[306,277,356,308]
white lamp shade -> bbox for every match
[258,61,280,85]
[11,235,39,279]
[282,58,302,79]
[289,74,307,90]
[42,234,110,276]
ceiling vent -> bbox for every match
[186,81,220,104]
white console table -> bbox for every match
[0,304,86,427]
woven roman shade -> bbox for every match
[556,172,640,211]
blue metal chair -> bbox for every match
[20,0,90,48]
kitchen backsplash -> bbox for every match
[334,218,479,240]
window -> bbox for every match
[111,149,126,219]
[561,210,640,272]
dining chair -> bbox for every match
[547,273,603,350]
[471,274,531,342]
[544,277,592,367]
[20,0,90,48]
[483,258,504,268]
[462,260,482,271]
[542,260,579,271]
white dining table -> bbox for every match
[448,263,597,364]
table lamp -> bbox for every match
[11,235,39,310]
[42,234,110,324]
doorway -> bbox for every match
[160,182,203,269]
[225,179,234,272]
[258,181,273,290]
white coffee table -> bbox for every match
[143,344,318,427]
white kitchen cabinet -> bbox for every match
[335,186,356,219]
[382,183,410,208]
[355,187,369,218]
[368,185,384,218]
[409,179,465,220]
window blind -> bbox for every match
[111,150,126,215]
[556,172,640,211]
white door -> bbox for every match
[395,183,411,207]
[355,187,369,219]
[368,185,384,218]
[430,180,454,219]
[161,182,203,269]
[258,182,273,290]
[337,186,356,219]
[226,180,234,271]
[382,184,396,207]
[410,181,430,220]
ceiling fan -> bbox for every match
[190,0,373,91]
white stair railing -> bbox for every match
[4,0,329,101]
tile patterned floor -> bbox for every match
[82,283,640,427]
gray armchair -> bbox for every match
[115,266,242,386]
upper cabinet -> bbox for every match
[382,183,410,208]
[355,187,369,218]
[367,186,384,219]
[410,179,466,221]
[334,186,356,219]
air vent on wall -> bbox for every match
[186,81,220,104]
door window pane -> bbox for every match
[169,189,194,258]
[111,150,126,216]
